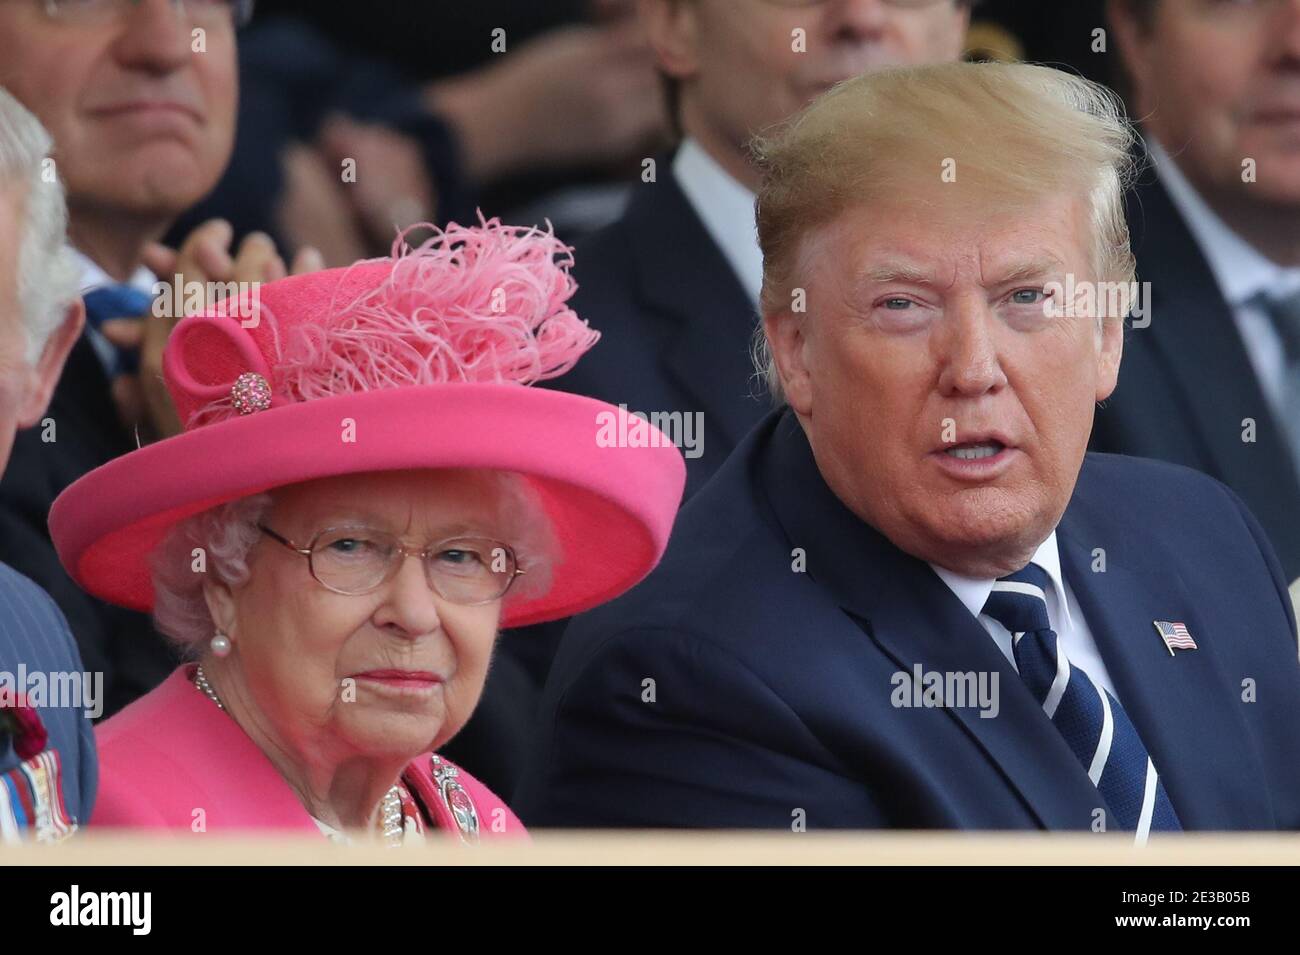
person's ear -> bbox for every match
[1106,0,1156,112]
[1095,313,1125,403]
[637,0,703,80]
[202,577,240,644]
[16,299,83,428]
[764,307,814,417]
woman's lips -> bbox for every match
[353,670,444,691]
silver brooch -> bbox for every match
[431,755,479,844]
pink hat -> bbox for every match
[49,220,686,628]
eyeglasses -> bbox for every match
[38,0,254,28]
[258,524,525,604]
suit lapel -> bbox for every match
[1127,174,1300,505]
[1056,514,1275,829]
[762,416,1107,829]
[622,162,766,449]
[861,573,1106,829]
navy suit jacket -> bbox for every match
[1091,169,1300,581]
[0,561,97,828]
[517,411,1300,830]
[546,158,768,500]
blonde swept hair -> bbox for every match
[751,61,1140,403]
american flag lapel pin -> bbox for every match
[1153,620,1198,656]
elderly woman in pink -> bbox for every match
[48,220,684,845]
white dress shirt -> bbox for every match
[1148,139,1300,413]
[672,137,764,309]
[72,248,156,380]
[929,530,1120,702]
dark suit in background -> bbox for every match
[493,158,773,780]
[0,334,177,719]
[1091,172,1300,581]
[550,159,767,499]
[518,411,1300,830]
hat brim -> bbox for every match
[49,385,685,628]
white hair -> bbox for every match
[150,471,558,652]
[0,86,80,364]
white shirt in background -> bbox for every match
[671,137,764,309]
[1148,138,1300,414]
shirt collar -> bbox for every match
[1148,138,1300,307]
[930,530,1075,632]
[71,247,156,296]
[71,247,158,378]
[671,137,763,307]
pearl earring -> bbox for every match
[210,631,232,658]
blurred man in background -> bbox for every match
[556,0,972,497]
[1097,0,1300,580]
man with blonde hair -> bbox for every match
[519,62,1300,833]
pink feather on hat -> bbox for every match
[181,215,599,429]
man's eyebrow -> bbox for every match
[859,263,939,285]
[986,258,1067,285]
[848,257,1070,294]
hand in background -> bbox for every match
[101,220,324,441]
[275,142,372,269]
[317,115,439,250]
[426,21,670,184]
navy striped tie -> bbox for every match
[982,563,1182,838]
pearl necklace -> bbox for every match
[192,663,408,846]
[193,663,224,710]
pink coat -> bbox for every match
[92,666,526,841]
